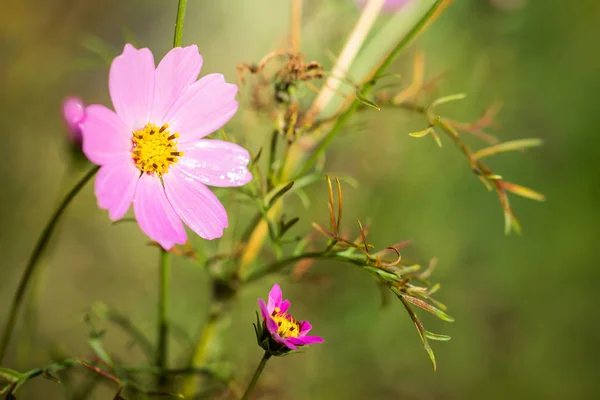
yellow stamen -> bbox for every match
[132,123,183,176]
[270,306,300,339]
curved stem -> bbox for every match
[156,249,170,386]
[0,165,99,362]
[172,0,188,47]
[241,351,271,400]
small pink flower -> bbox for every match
[82,44,252,249]
[258,284,323,350]
[62,97,86,145]
[356,0,410,11]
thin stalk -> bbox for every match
[172,0,188,47]
[291,0,302,52]
[0,165,99,362]
[181,308,220,397]
[156,249,170,385]
[241,351,271,400]
[152,0,186,385]
[245,251,364,283]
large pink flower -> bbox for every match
[82,44,252,249]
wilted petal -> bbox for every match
[133,173,187,249]
[163,166,228,240]
[82,105,132,165]
[95,157,139,220]
[178,140,251,187]
[151,45,203,123]
[109,44,155,130]
[165,73,238,143]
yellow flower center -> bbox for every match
[132,123,183,176]
[271,307,300,339]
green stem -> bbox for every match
[172,0,188,47]
[156,249,170,385]
[245,251,364,283]
[241,351,271,400]
[181,305,221,397]
[296,0,444,178]
[0,165,99,363]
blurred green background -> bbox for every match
[1,0,599,398]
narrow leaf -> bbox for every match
[88,338,113,366]
[402,294,455,322]
[430,93,467,108]
[42,371,61,384]
[335,177,343,235]
[473,138,543,160]
[279,217,300,237]
[364,267,402,282]
[267,181,294,207]
[430,129,443,147]
[501,181,545,202]
[425,331,451,341]
[408,128,430,138]
[249,146,263,168]
[504,209,522,235]
[399,297,437,371]
[327,177,337,234]
[356,89,380,110]
[311,222,335,239]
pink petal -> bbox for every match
[268,284,283,311]
[165,73,238,143]
[177,140,252,187]
[163,166,228,240]
[133,173,187,249]
[279,300,290,314]
[95,158,139,220]
[109,44,155,130]
[289,335,324,346]
[82,105,132,165]
[150,45,203,124]
[259,299,278,334]
[299,321,312,336]
[258,298,270,320]
[274,333,298,350]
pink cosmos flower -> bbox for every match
[258,284,323,350]
[82,44,252,249]
[356,0,410,11]
[62,96,85,145]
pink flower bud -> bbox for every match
[62,97,85,145]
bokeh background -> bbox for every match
[1,0,599,398]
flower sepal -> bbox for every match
[253,312,303,357]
